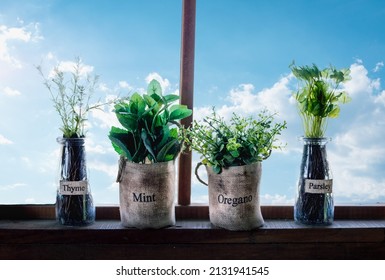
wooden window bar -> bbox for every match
[1,0,385,260]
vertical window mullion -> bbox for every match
[178,0,196,206]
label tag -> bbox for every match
[59,181,88,195]
[305,179,333,194]
[217,194,253,207]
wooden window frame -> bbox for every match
[0,0,380,218]
[178,0,195,206]
[1,0,385,260]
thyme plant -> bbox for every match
[37,58,103,138]
[183,108,287,174]
[289,62,351,138]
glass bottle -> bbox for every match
[56,137,95,226]
[294,137,333,225]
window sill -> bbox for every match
[1,205,384,259]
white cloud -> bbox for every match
[192,194,209,204]
[34,148,61,174]
[373,61,384,73]
[118,81,133,91]
[54,60,94,77]
[25,198,37,204]
[85,137,108,155]
[21,156,32,166]
[91,103,121,129]
[0,22,42,68]
[329,112,385,201]
[0,183,27,191]
[374,90,385,106]
[45,51,55,60]
[107,181,119,191]
[226,75,294,120]
[0,134,12,145]
[92,72,180,131]
[2,86,21,96]
[88,160,118,178]
[343,62,380,97]
[261,194,293,205]
[193,74,298,154]
[195,75,295,124]
[99,83,110,92]
[40,54,95,79]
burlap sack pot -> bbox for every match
[196,162,264,231]
[117,158,176,229]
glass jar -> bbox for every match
[294,137,333,225]
[56,137,95,226]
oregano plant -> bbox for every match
[109,79,192,163]
[183,108,287,174]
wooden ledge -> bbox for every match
[1,204,385,220]
[1,204,384,259]
[0,219,384,260]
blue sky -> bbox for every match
[1,0,385,205]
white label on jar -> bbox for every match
[305,179,333,194]
[59,180,88,195]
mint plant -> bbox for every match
[183,108,287,174]
[289,62,351,137]
[109,79,192,163]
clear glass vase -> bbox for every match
[56,137,95,226]
[294,137,334,225]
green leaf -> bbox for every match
[116,112,138,132]
[223,153,233,160]
[155,125,170,150]
[143,95,160,114]
[143,94,157,107]
[113,101,139,132]
[169,127,178,139]
[164,94,180,104]
[130,139,147,163]
[129,92,146,115]
[156,138,179,162]
[212,165,221,174]
[109,126,128,135]
[328,106,340,118]
[230,150,240,158]
[140,129,156,161]
[108,127,133,160]
[311,103,321,116]
[169,104,192,121]
[147,79,162,96]
[109,136,132,160]
[153,110,169,127]
[114,102,130,114]
[148,107,163,130]
[338,92,352,104]
[150,92,163,104]
[325,104,334,115]
[163,154,175,161]
[296,90,307,103]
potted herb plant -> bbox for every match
[289,62,351,225]
[37,58,104,226]
[183,108,286,230]
[109,79,192,229]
